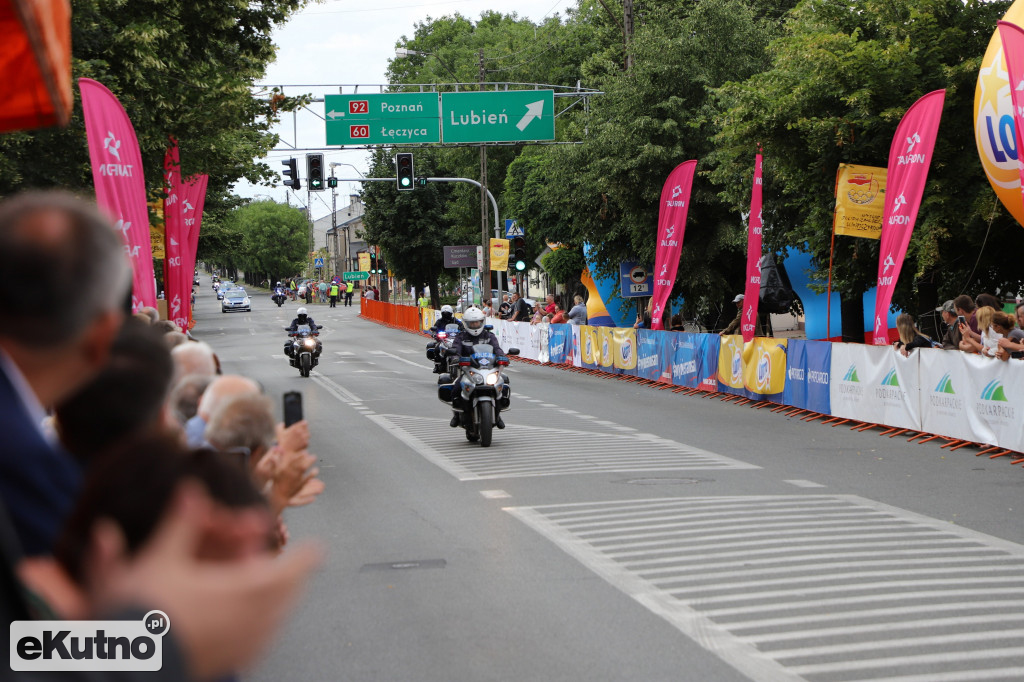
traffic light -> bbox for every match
[307,154,324,191]
[281,158,301,190]
[370,253,378,274]
[327,177,338,189]
[395,153,414,191]
[512,237,527,272]
[416,177,428,187]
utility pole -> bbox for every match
[330,167,337,279]
[479,48,490,307]
[624,0,634,72]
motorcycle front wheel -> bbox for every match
[300,353,311,377]
[478,402,493,447]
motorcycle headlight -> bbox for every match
[485,373,499,386]
[472,373,484,385]
[304,339,316,348]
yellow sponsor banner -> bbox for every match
[612,328,637,370]
[598,327,615,369]
[358,252,371,272]
[489,238,509,271]
[150,227,166,260]
[743,337,789,398]
[717,335,746,390]
[833,164,886,239]
[581,325,599,366]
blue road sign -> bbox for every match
[505,219,524,238]
[619,261,654,298]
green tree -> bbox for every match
[220,200,308,285]
[711,0,1019,337]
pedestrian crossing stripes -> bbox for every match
[506,495,1024,682]
[366,414,759,481]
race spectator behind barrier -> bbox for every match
[204,393,276,472]
[722,294,762,336]
[510,292,532,321]
[544,294,556,315]
[186,375,262,448]
[962,306,1005,357]
[551,303,567,324]
[168,373,213,426]
[0,190,130,556]
[893,313,937,356]
[55,319,176,464]
[935,299,962,350]
[171,340,218,383]
[482,299,495,317]
[976,293,1001,311]
[996,302,1024,360]
[498,294,513,319]
[955,294,980,352]
[670,313,686,332]
[568,294,587,325]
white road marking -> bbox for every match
[369,350,427,369]
[310,372,361,404]
[785,479,826,488]
[480,490,511,499]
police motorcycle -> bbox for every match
[425,324,461,380]
[271,282,288,307]
[284,319,323,377]
[436,309,517,447]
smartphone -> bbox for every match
[283,391,303,427]
[957,315,966,326]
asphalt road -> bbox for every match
[193,278,1024,682]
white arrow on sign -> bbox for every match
[327,110,344,119]
[515,100,545,131]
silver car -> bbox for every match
[221,289,251,313]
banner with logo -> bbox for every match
[79,78,156,311]
[597,327,615,371]
[570,325,582,368]
[743,338,789,402]
[742,153,764,343]
[181,174,209,293]
[636,330,667,381]
[919,349,1024,451]
[163,139,189,330]
[489,238,509,271]
[872,89,946,345]
[833,164,887,239]
[670,332,718,390]
[717,335,747,396]
[359,252,371,273]
[830,343,921,430]
[610,328,637,374]
[782,339,832,413]
[650,160,697,330]
[548,324,571,364]
[999,20,1024,211]
[580,325,601,370]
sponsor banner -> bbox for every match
[489,238,509,271]
[670,333,720,391]
[717,335,746,396]
[742,153,763,343]
[743,338,788,402]
[829,343,921,430]
[580,325,601,370]
[163,139,189,331]
[919,349,1024,451]
[495,320,534,361]
[358,252,371,273]
[570,325,582,368]
[598,327,615,370]
[548,324,570,364]
[611,328,637,374]
[872,89,946,345]
[782,339,832,413]
[833,164,887,239]
[999,21,1024,211]
[636,329,665,381]
[650,160,697,330]
[79,78,156,311]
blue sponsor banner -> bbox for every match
[548,324,570,365]
[783,339,831,413]
[695,333,721,391]
[636,329,664,381]
[670,333,701,388]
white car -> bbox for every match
[221,289,251,313]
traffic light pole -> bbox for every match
[333,176,503,309]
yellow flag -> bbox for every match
[489,238,509,271]
[150,227,165,260]
[358,252,371,273]
[834,164,886,239]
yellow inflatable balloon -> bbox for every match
[975,0,1024,226]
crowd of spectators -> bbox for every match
[0,191,323,681]
[895,293,1024,361]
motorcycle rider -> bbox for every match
[284,307,321,357]
[447,307,509,427]
[429,305,464,374]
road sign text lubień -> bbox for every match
[441,91,555,144]
[325,93,441,145]
[343,271,369,281]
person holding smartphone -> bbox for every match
[954,294,981,352]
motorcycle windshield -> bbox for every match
[295,324,312,336]
[470,344,495,368]
[445,324,460,333]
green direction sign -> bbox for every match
[440,90,555,143]
[325,93,441,146]
[342,271,370,281]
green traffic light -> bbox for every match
[400,178,411,187]
[515,260,526,271]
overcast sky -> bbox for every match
[233,0,572,219]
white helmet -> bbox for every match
[297,307,308,316]
[440,305,453,315]
[463,307,486,336]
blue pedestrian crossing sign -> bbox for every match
[314,257,324,267]
[505,219,524,238]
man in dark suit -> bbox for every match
[0,191,129,556]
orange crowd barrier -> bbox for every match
[359,298,421,333]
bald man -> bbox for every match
[185,374,261,448]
